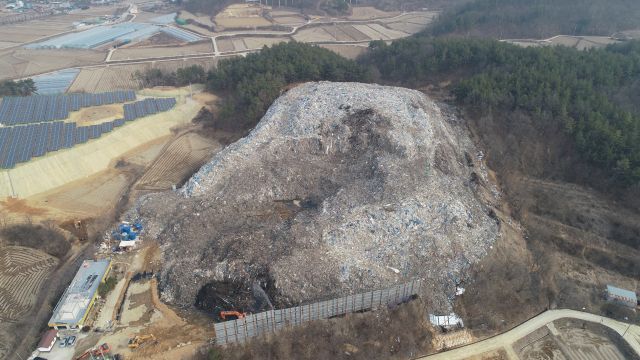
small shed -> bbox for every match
[37,329,57,352]
[429,313,464,330]
[606,285,637,308]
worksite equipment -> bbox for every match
[128,334,157,349]
[220,311,246,320]
[75,343,110,360]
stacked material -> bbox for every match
[133,82,501,312]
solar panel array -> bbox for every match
[0,91,136,126]
[0,97,177,169]
[124,98,177,121]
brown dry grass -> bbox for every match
[69,104,124,125]
[200,299,434,360]
[0,48,105,80]
[319,44,367,59]
[110,41,213,61]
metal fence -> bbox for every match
[214,279,422,345]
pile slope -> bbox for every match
[133,82,500,311]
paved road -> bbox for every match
[420,309,640,359]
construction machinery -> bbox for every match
[75,343,111,360]
[220,310,246,320]
[128,334,157,349]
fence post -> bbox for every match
[370,289,375,309]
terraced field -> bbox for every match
[136,132,219,191]
[69,66,143,92]
[69,58,217,93]
[0,246,58,322]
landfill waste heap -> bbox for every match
[131,82,501,313]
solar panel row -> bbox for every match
[0,90,136,126]
[0,97,177,169]
[123,98,176,121]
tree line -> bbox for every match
[133,65,207,88]
[428,0,640,39]
[0,79,36,96]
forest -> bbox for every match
[0,79,36,96]
[364,38,640,184]
[429,0,640,38]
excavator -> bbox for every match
[128,334,157,349]
[220,310,246,320]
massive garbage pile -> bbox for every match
[131,82,500,312]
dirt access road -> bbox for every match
[420,309,640,360]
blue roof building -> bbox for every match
[48,259,112,330]
[606,285,637,308]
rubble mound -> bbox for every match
[134,82,499,311]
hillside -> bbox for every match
[364,38,640,189]
[429,0,640,38]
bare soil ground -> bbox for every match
[348,6,400,20]
[136,132,220,191]
[110,41,213,61]
[319,44,368,59]
[131,32,185,47]
[179,10,216,28]
[84,243,210,360]
[518,319,636,360]
[214,4,273,30]
[68,104,124,125]
[272,15,306,25]
[293,27,337,42]
[242,37,288,50]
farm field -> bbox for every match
[243,36,288,49]
[0,246,58,360]
[69,66,142,92]
[133,11,176,23]
[348,6,400,20]
[128,31,184,47]
[68,58,217,93]
[110,41,213,61]
[0,246,58,322]
[214,3,273,29]
[178,10,216,28]
[136,132,220,191]
[0,6,124,47]
[272,15,306,25]
[517,319,631,360]
[319,44,368,59]
[293,27,337,42]
[0,48,105,81]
